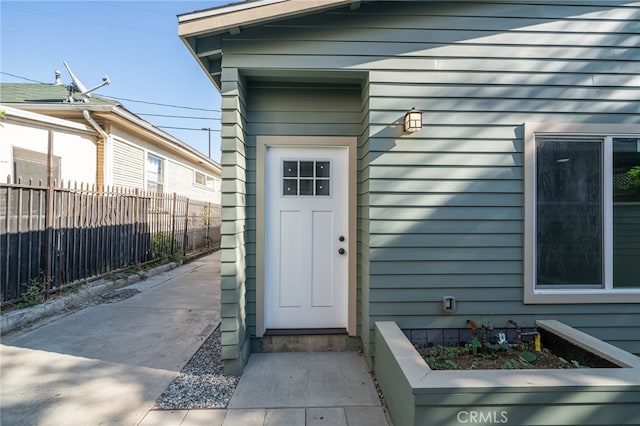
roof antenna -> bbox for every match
[62,61,110,103]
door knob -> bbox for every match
[338,248,346,255]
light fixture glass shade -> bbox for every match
[404,107,422,133]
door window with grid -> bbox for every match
[282,160,331,197]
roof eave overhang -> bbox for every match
[178,0,361,91]
[178,0,358,38]
[179,35,223,91]
[8,103,114,118]
[1,104,96,135]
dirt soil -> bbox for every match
[418,343,590,370]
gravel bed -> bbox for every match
[155,325,239,409]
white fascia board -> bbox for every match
[1,104,95,133]
[178,0,357,37]
[178,0,285,23]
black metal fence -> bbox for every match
[1,179,221,305]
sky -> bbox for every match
[1,0,233,163]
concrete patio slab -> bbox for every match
[138,409,188,426]
[264,408,306,425]
[221,409,266,425]
[138,407,391,426]
[227,352,381,409]
[345,406,390,426]
[307,407,348,426]
[183,409,226,426]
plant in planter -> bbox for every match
[375,320,640,426]
[419,319,595,370]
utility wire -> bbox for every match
[0,72,46,84]
[158,126,221,132]
[0,72,219,113]
[97,93,220,112]
[136,113,215,120]
[3,2,174,38]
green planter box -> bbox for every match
[374,320,640,426]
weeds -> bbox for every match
[424,346,464,370]
[151,232,183,263]
[17,276,50,308]
[151,232,174,260]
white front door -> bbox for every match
[265,146,349,330]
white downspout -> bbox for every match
[82,110,111,189]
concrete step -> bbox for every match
[253,332,361,353]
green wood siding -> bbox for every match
[359,81,373,354]
[219,68,251,375]
[210,0,640,367]
[241,83,363,345]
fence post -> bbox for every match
[3,183,11,299]
[133,188,139,263]
[206,202,212,249]
[44,130,55,296]
[183,198,190,256]
[171,192,177,256]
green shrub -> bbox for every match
[18,277,48,307]
[151,232,173,260]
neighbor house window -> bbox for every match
[146,153,164,193]
[194,171,215,189]
[524,124,640,303]
[13,147,61,185]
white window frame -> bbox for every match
[524,123,640,304]
[146,152,165,193]
[12,147,61,185]
[194,170,215,190]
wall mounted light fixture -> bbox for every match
[403,107,422,133]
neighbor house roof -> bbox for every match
[1,83,220,174]
[0,83,120,107]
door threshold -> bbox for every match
[264,328,348,336]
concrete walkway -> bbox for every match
[1,252,221,426]
[139,351,389,426]
[2,251,391,426]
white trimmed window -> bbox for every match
[146,153,164,193]
[13,147,60,185]
[194,171,215,189]
[524,124,640,304]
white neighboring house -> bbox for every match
[1,106,97,186]
[0,83,221,204]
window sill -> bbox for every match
[524,289,640,304]
[193,184,215,191]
